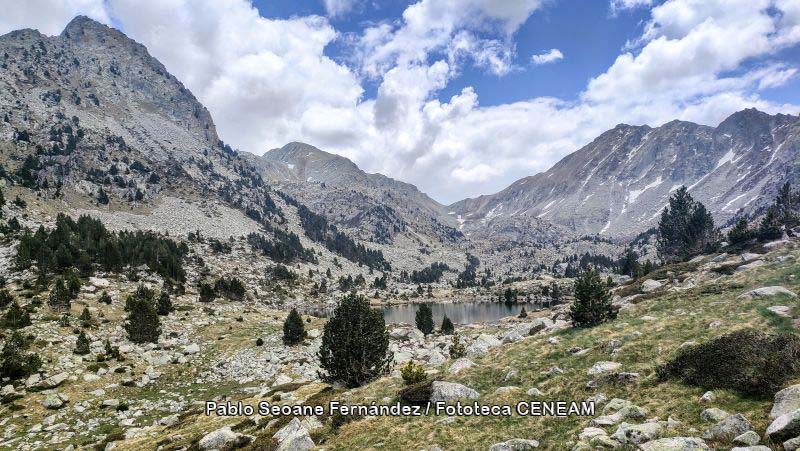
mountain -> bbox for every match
[450,109,800,238]
[248,142,462,245]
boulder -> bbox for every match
[611,422,663,444]
[766,408,800,443]
[641,280,663,292]
[587,361,621,376]
[199,427,243,450]
[700,408,729,422]
[772,385,800,419]
[639,437,709,450]
[731,431,760,446]
[487,438,539,450]
[702,414,752,441]
[736,260,765,272]
[738,286,797,299]
[501,330,524,344]
[272,418,314,451]
[42,393,68,409]
[183,343,200,355]
[730,447,770,451]
[430,381,479,402]
[784,436,800,451]
[39,372,69,389]
[448,358,474,374]
[427,350,447,366]
[767,305,792,317]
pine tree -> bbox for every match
[74,331,90,355]
[774,182,799,229]
[449,334,466,359]
[156,291,173,316]
[98,291,112,305]
[518,307,528,318]
[0,331,42,380]
[79,307,92,322]
[728,216,754,245]
[2,301,31,329]
[440,315,454,335]
[657,186,719,262]
[758,206,783,241]
[283,308,306,345]
[48,279,71,311]
[619,248,641,278]
[0,290,12,309]
[569,266,617,328]
[415,304,434,335]
[125,296,161,344]
[318,293,393,388]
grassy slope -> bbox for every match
[324,245,800,450]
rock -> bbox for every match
[39,372,69,389]
[42,393,67,409]
[526,387,544,397]
[89,277,110,288]
[740,252,762,262]
[578,427,607,442]
[493,386,519,396]
[408,329,425,341]
[766,408,800,443]
[611,422,663,444]
[430,381,479,402]
[487,438,539,450]
[641,280,663,292]
[731,431,760,446]
[183,343,200,355]
[700,408,729,423]
[448,358,474,374]
[702,413,752,441]
[639,437,709,450]
[730,447,770,451]
[587,361,621,376]
[738,286,797,299]
[736,260,765,272]
[199,427,243,450]
[427,350,447,366]
[159,414,180,427]
[501,330,524,344]
[544,366,563,376]
[784,436,800,451]
[273,417,314,451]
[102,398,120,408]
[767,305,792,317]
[699,391,715,403]
[274,374,293,386]
[772,384,800,419]
[467,334,502,357]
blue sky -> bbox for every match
[3,0,800,203]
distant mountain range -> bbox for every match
[450,109,800,238]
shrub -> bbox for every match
[198,282,216,303]
[400,361,427,385]
[318,293,393,387]
[656,329,800,397]
[0,331,42,380]
[2,301,31,329]
[282,308,306,345]
[440,315,454,335]
[74,331,90,355]
[518,307,527,319]
[0,289,12,308]
[156,291,173,316]
[415,304,434,335]
[398,380,433,406]
[79,307,92,322]
[255,338,264,347]
[98,291,112,305]
[125,295,161,344]
[449,335,466,359]
[569,266,617,328]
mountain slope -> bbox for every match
[450,109,800,238]
[249,142,462,245]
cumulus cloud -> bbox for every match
[0,0,110,36]
[531,48,563,65]
[2,0,799,204]
[610,0,653,13]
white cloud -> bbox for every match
[322,0,357,18]
[531,48,563,65]
[2,0,799,204]
[610,0,653,13]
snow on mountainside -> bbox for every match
[450,109,800,238]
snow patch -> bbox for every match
[628,176,663,204]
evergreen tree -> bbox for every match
[98,291,112,305]
[415,304,434,335]
[2,301,31,329]
[74,331,90,355]
[0,290,12,309]
[449,334,466,359]
[774,182,799,229]
[657,186,719,262]
[317,293,393,388]
[569,266,617,328]
[759,206,784,241]
[79,307,92,322]
[283,308,306,345]
[97,187,109,205]
[619,248,641,278]
[0,331,42,380]
[728,216,755,245]
[48,279,71,311]
[198,282,216,303]
[518,307,528,319]
[156,291,173,316]
[440,315,454,335]
[125,296,161,344]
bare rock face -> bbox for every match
[450,109,800,239]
